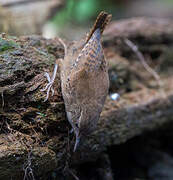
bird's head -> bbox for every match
[73,112,100,152]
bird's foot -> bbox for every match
[41,63,58,102]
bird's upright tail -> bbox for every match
[86,11,112,44]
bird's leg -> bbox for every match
[41,62,58,102]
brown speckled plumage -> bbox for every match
[60,11,112,151]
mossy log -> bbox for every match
[0,17,173,179]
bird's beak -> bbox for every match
[73,136,80,152]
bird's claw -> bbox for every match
[40,73,54,101]
[41,64,58,102]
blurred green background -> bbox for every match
[0,0,173,39]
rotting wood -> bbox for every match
[0,17,173,179]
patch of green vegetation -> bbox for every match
[73,0,99,22]
[0,37,19,52]
[52,0,116,26]
[36,112,46,117]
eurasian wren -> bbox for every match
[42,11,112,152]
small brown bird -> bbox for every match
[42,11,112,151]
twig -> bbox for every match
[124,38,162,86]
[1,91,4,109]
[30,123,44,146]
[67,169,79,180]
[57,38,67,57]
[124,38,167,99]
[63,129,80,180]
[23,151,35,180]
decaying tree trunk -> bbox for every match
[0,17,173,179]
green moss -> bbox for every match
[0,37,19,52]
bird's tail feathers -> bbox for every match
[86,11,112,44]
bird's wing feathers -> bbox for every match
[72,29,105,73]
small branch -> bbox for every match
[124,38,168,99]
[57,38,67,57]
[1,91,4,109]
[124,38,162,86]
[23,151,35,180]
